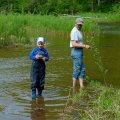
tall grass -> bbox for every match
[0,14,73,47]
[0,13,120,47]
[0,14,30,46]
[63,80,120,120]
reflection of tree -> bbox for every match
[31,97,46,120]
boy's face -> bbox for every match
[37,41,44,48]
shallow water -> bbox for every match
[0,46,71,120]
[0,23,120,120]
[92,23,120,87]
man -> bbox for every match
[70,18,90,91]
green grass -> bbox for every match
[63,80,120,120]
[0,12,120,47]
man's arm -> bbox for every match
[71,40,90,49]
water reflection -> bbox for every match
[98,23,120,87]
[31,97,46,120]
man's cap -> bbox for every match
[76,18,83,25]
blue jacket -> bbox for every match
[30,47,49,61]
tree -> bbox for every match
[0,0,120,14]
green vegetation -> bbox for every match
[0,0,120,14]
[63,80,120,120]
[0,14,73,47]
[0,12,120,47]
[0,0,119,47]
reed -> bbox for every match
[0,14,72,47]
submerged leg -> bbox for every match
[37,89,42,97]
[32,88,36,99]
[72,78,78,93]
[79,78,84,89]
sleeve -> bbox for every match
[29,48,37,60]
[70,30,78,41]
[44,50,49,61]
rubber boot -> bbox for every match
[32,88,36,99]
[37,89,42,97]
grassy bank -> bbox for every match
[0,12,120,47]
[63,80,120,120]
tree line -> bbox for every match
[0,0,119,15]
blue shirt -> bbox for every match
[30,47,49,61]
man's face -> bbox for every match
[76,24,82,30]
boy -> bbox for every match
[30,37,49,98]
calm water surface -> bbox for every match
[86,23,120,87]
[0,23,120,120]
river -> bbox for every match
[0,23,120,120]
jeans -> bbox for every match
[71,48,85,80]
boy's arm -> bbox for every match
[30,48,37,60]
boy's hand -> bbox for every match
[36,54,45,60]
[36,54,43,59]
[42,57,45,61]
[36,54,40,59]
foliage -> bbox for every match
[0,0,120,14]
[0,13,120,47]
[111,2,120,14]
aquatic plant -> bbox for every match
[85,32,108,85]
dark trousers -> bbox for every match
[30,60,45,97]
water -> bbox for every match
[0,23,120,119]
[0,45,71,120]
[97,23,120,87]
[82,23,120,88]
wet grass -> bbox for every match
[63,80,120,120]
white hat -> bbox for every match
[76,18,83,25]
[36,37,45,45]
